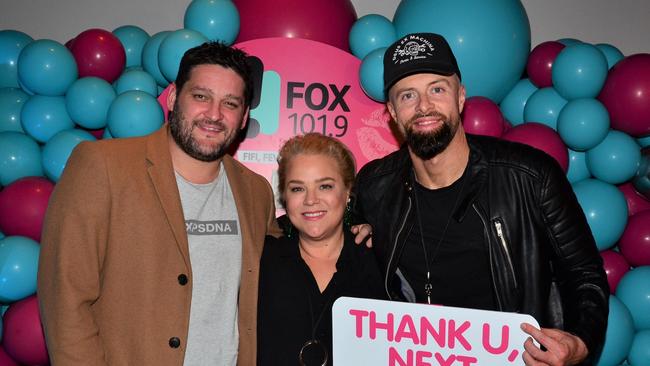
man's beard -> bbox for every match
[405,112,458,160]
[168,103,239,162]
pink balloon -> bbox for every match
[600,250,630,293]
[618,182,650,216]
[501,122,569,172]
[0,345,20,366]
[70,28,126,83]
[462,96,505,137]
[2,295,49,366]
[618,210,650,267]
[0,177,54,242]
[233,0,357,52]
[598,53,650,137]
[527,41,565,88]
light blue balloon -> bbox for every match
[17,39,78,96]
[596,43,624,69]
[107,90,164,138]
[184,0,240,44]
[102,127,113,140]
[114,69,158,96]
[499,78,538,126]
[587,130,641,185]
[595,295,635,366]
[523,87,567,129]
[617,266,650,331]
[0,30,33,88]
[112,25,150,68]
[0,87,29,133]
[142,31,172,87]
[66,77,116,129]
[556,38,582,46]
[572,178,627,250]
[21,95,74,143]
[42,128,96,182]
[637,135,650,148]
[349,14,396,60]
[557,98,610,151]
[0,236,40,302]
[0,131,43,186]
[566,149,591,183]
[628,330,650,365]
[552,43,608,100]
[359,47,386,102]
[158,29,208,83]
[393,0,531,103]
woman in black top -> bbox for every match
[257,133,384,366]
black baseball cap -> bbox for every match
[383,33,461,96]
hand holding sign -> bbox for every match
[521,324,588,366]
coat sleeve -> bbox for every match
[38,142,110,366]
[539,160,609,364]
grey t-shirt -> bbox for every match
[175,165,242,365]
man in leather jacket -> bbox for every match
[353,33,608,366]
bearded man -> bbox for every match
[38,42,281,366]
[353,33,609,366]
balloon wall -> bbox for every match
[1,0,648,365]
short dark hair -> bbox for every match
[175,41,253,107]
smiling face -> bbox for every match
[167,64,249,162]
[387,73,466,160]
[283,153,351,243]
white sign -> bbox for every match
[332,297,539,366]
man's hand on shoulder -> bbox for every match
[351,224,372,248]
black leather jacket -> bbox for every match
[353,134,608,364]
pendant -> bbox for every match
[299,339,328,366]
[424,282,433,305]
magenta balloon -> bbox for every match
[600,250,630,293]
[0,346,19,366]
[501,122,569,172]
[233,0,357,51]
[527,41,565,88]
[618,210,650,267]
[598,53,650,137]
[2,295,49,365]
[462,96,505,137]
[618,182,650,216]
[71,28,126,83]
[0,176,54,242]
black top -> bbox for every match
[257,230,385,366]
[399,170,495,309]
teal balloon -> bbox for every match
[349,14,396,60]
[552,43,608,100]
[114,69,158,96]
[17,39,78,96]
[596,43,624,69]
[628,330,650,365]
[42,129,96,182]
[66,77,116,129]
[499,78,538,126]
[557,98,610,151]
[107,90,163,138]
[566,149,590,183]
[0,236,40,303]
[142,31,171,87]
[616,266,650,330]
[637,135,650,148]
[523,87,567,129]
[572,178,628,250]
[0,30,33,88]
[184,0,240,44]
[0,132,43,186]
[158,29,208,83]
[102,127,113,140]
[0,87,29,133]
[21,95,74,143]
[112,25,150,68]
[359,47,386,102]
[587,130,641,185]
[393,0,531,103]
[556,38,582,46]
[595,295,635,366]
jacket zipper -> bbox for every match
[385,195,412,301]
[494,219,518,290]
[473,204,503,310]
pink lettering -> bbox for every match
[415,351,433,366]
[348,309,369,338]
[448,320,472,351]
[389,347,412,366]
[420,317,446,347]
[455,355,478,365]
[433,353,456,366]
[396,315,420,344]
[370,311,394,341]
[482,323,510,355]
